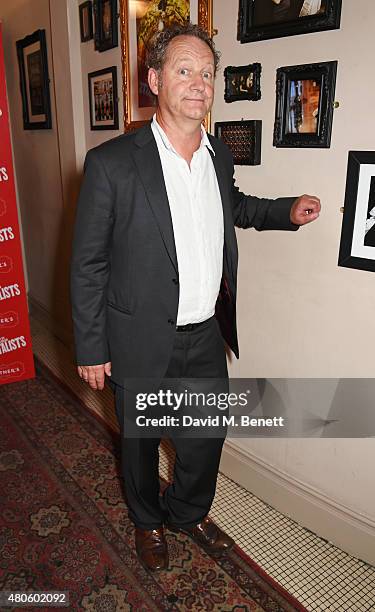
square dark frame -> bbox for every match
[273,61,337,148]
[16,29,52,130]
[338,152,375,274]
[215,120,262,166]
[94,0,118,52]
[79,1,94,42]
[224,63,262,103]
[238,0,342,43]
[88,66,119,130]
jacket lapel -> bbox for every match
[207,139,238,288]
[132,124,178,273]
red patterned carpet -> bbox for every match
[0,362,308,611]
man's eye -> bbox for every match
[203,71,213,79]
[179,68,189,76]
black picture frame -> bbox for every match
[338,152,375,274]
[224,63,262,103]
[238,0,342,44]
[88,66,119,130]
[215,120,262,166]
[273,61,337,148]
[94,0,118,52]
[16,29,52,130]
[79,1,94,42]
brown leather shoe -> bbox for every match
[167,516,234,556]
[135,527,169,571]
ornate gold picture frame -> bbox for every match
[119,0,213,132]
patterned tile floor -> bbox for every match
[29,317,375,612]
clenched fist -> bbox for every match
[290,194,321,226]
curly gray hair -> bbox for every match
[146,22,220,76]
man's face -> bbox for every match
[148,35,215,123]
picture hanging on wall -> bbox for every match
[224,63,261,103]
[88,66,119,130]
[94,0,118,52]
[238,0,342,43]
[80,1,94,42]
[273,60,337,148]
[214,120,262,166]
[338,151,375,273]
[120,0,213,132]
[16,29,52,130]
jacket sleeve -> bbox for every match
[70,149,114,366]
[230,165,299,232]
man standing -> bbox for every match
[70,23,320,572]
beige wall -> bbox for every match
[0,0,69,340]
[212,0,375,562]
[213,2,375,378]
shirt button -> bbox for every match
[172,278,178,285]
[168,319,175,325]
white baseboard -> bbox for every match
[220,440,375,567]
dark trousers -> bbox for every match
[112,316,228,530]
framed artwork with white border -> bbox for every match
[338,151,375,273]
[88,66,119,130]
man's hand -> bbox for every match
[77,362,112,391]
[290,194,321,226]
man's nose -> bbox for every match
[190,72,205,91]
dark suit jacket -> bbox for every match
[70,123,297,388]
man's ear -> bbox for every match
[148,68,159,96]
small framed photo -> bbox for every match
[79,1,93,42]
[88,66,119,130]
[238,0,342,44]
[273,61,337,148]
[94,0,118,52]
[16,29,52,130]
[224,63,261,103]
[338,152,375,273]
[215,120,262,166]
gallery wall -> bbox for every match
[0,0,73,340]
[73,0,123,154]
[0,0,374,563]
[0,0,120,340]
[212,0,375,563]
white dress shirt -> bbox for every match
[151,116,224,325]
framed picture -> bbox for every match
[80,1,94,42]
[273,61,337,148]
[238,0,342,43]
[215,120,262,166]
[338,152,375,274]
[224,63,261,103]
[16,29,52,130]
[94,0,118,52]
[120,0,213,132]
[88,66,119,130]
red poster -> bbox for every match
[0,22,35,384]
